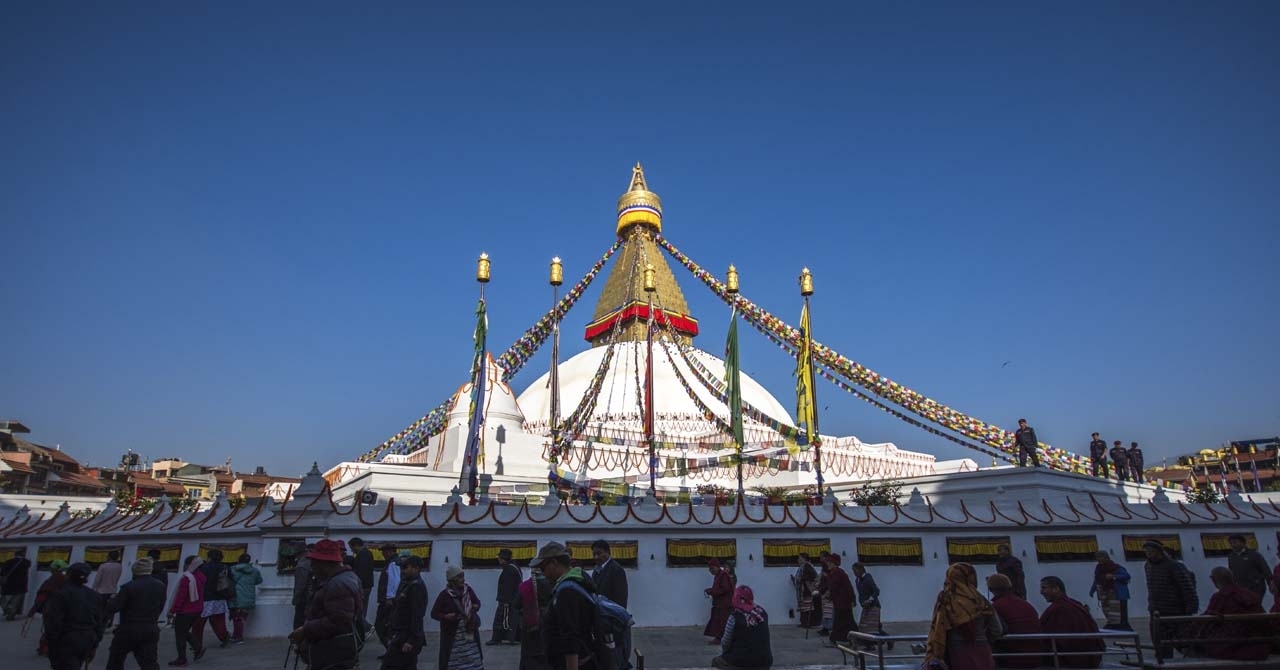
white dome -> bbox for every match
[517,340,793,442]
[447,353,525,426]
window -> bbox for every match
[188,489,203,499]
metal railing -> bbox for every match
[840,628,1144,670]
[1148,611,1280,667]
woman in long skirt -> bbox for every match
[703,559,734,643]
[432,566,484,670]
[791,553,818,628]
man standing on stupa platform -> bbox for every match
[1127,442,1145,483]
[1110,441,1130,482]
[1014,419,1040,468]
[1088,433,1109,478]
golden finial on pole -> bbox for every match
[549,257,563,287]
[476,253,491,283]
[643,263,656,293]
[726,264,739,294]
[799,267,814,296]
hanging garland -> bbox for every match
[655,235,1090,473]
[667,337,805,442]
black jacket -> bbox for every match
[1145,557,1197,615]
[110,575,168,628]
[45,582,103,648]
[200,561,230,602]
[854,572,881,608]
[1015,426,1038,448]
[387,577,428,650]
[1127,447,1144,471]
[1110,446,1130,466]
[352,549,375,590]
[497,563,522,604]
[1089,440,1108,461]
[0,556,30,595]
[591,558,628,608]
[544,572,599,670]
[1228,548,1272,597]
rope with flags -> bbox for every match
[460,298,488,503]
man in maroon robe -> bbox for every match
[1038,576,1104,668]
[823,554,856,647]
[702,559,734,643]
[987,574,1042,669]
[1194,566,1270,661]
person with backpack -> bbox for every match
[430,565,483,670]
[288,540,363,670]
[531,541,612,670]
[195,549,233,649]
[229,554,263,644]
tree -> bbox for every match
[849,480,903,506]
[1186,486,1222,504]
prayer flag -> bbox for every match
[724,308,745,454]
[461,298,488,501]
[795,301,819,449]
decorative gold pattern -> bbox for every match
[550,257,563,286]
[589,221,696,347]
[617,162,663,235]
[477,252,491,283]
[726,265,739,294]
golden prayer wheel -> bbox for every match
[799,267,814,296]
[644,263,656,293]
[549,257,563,287]
[726,264,739,294]
[476,253,491,283]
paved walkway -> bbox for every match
[1,618,1154,670]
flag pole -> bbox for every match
[462,252,491,505]
[725,264,744,499]
[549,257,563,462]
[643,263,657,496]
[799,267,823,492]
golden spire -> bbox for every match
[616,162,663,235]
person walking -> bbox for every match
[0,548,31,620]
[380,556,428,670]
[228,554,263,643]
[703,559,734,643]
[1127,443,1145,483]
[1109,441,1130,482]
[489,548,523,645]
[791,553,818,629]
[289,540,363,670]
[28,560,69,656]
[375,544,401,646]
[822,554,856,648]
[1088,551,1130,630]
[1227,534,1271,598]
[92,550,124,628]
[995,544,1027,600]
[1013,419,1040,468]
[431,565,484,670]
[530,541,603,670]
[515,567,553,670]
[106,557,167,670]
[44,563,104,670]
[1088,434,1109,478]
[711,585,773,670]
[1143,540,1198,660]
[196,549,232,649]
[167,555,207,667]
[292,545,315,629]
[348,538,375,629]
[923,563,1002,670]
[147,549,169,592]
[591,540,630,669]
[852,563,890,648]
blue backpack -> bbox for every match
[553,578,634,638]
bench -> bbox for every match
[836,629,1144,670]
[1117,611,1280,669]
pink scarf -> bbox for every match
[732,585,766,626]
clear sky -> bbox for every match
[3,2,1277,478]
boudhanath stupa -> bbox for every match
[322,165,984,506]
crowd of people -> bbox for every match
[1014,418,1147,482]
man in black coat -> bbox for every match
[1143,541,1198,659]
[1014,419,1040,467]
[1088,433,1109,478]
[349,538,375,625]
[44,563,103,670]
[380,556,427,670]
[0,548,31,620]
[488,548,522,645]
[592,539,630,670]
[106,557,167,670]
[1110,441,1130,482]
[1128,442,1146,483]
[532,542,604,670]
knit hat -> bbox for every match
[49,559,69,571]
[446,565,464,581]
[132,558,154,576]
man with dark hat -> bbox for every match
[531,541,604,670]
[380,556,427,670]
[289,539,363,670]
[488,548,523,645]
[106,557,167,670]
[44,562,103,670]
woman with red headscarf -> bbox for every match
[703,559,734,643]
[711,585,773,669]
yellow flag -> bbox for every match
[795,301,819,450]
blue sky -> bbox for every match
[2,2,1277,477]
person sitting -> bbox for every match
[1038,576,1104,669]
[712,585,772,670]
[986,574,1042,669]
[1191,567,1270,661]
